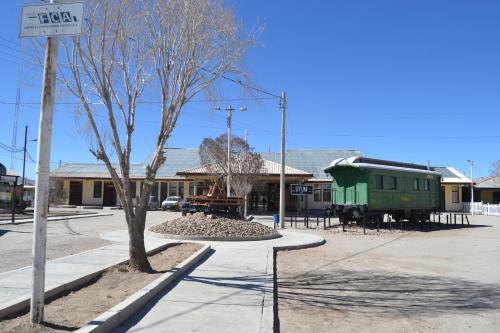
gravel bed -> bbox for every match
[150,213,279,239]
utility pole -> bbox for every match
[467,160,474,216]
[21,126,27,205]
[216,105,246,197]
[279,91,286,228]
[30,1,60,323]
[244,130,248,217]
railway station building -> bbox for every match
[50,148,471,213]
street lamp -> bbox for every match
[216,105,246,197]
[467,160,474,215]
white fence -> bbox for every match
[461,202,500,216]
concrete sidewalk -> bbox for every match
[0,231,172,317]
[0,221,324,332]
[109,228,324,333]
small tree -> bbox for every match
[491,161,500,177]
[199,134,263,216]
[57,0,255,271]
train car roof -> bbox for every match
[325,156,441,175]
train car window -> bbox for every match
[375,175,384,189]
[93,181,102,198]
[413,178,419,191]
[424,179,430,191]
[388,176,397,190]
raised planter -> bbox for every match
[147,229,282,242]
[76,244,210,333]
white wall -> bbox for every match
[82,180,104,206]
[443,184,462,211]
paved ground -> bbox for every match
[110,225,323,333]
[0,209,181,272]
[0,215,322,333]
[277,214,500,333]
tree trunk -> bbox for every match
[125,206,152,272]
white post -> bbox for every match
[30,10,60,324]
[279,92,286,228]
[470,162,474,216]
[244,130,248,218]
[487,203,490,216]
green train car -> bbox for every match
[324,157,442,223]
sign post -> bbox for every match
[20,1,84,324]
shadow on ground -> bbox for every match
[278,269,500,317]
[114,249,272,332]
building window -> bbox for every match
[151,182,159,198]
[322,184,331,202]
[189,182,195,196]
[375,175,384,189]
[160,182,168,202]
[424,179,430,191]
[130,181,137,198]
[178,182,185,198]
[313,184,321,202]
[93,181,102,198]
[196,182,205,195]
[413,178,419,191]
[168,182,178,196]
[388,176,397,190]
[452,186,459,203]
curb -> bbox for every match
[269,234,326,333]
[0,212,113,225]
[0,240,181,320]
[76,244,211,333]
[273,238,326,252]
[147,229,282,242]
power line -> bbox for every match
[0,96,276,106]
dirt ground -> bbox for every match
[277,215,500,333]
[0,243,202,333]
[0,209,181,272]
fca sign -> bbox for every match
[38,11,76,24]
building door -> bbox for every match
[103,181,116,206]
[69,181,83,206]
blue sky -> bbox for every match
[1,0,499,179]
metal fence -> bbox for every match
[461,202,500,216]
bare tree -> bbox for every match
[491,161,500,177]
[57,0,256,271]
[199,134,263,216]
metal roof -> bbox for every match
[52,148,358,180]
[325,156,440,175]
[433,167,458,179]
[261,149,361,180]
[177,159,312,177]
[475,176,500,189]
[433,167,471,183]
[52,148,200,180]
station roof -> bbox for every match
[433,167,471,184]
[177,159,313,177]
[52,148,200,180]
[474,175,500,189]
[51,148,357,181]
[262,149,361,180]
